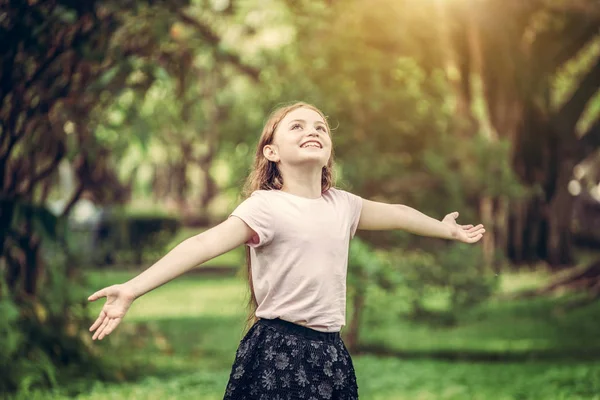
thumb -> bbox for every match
[88,288,107,302]
[452,211,459,219]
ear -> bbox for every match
[263,144,280,162]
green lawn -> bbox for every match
[13,269,600,400]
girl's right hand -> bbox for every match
[88,284,136,340]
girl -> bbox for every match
[88,102,485,399]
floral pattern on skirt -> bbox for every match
[224,319,359,400]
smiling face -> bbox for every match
[263,107,332,168]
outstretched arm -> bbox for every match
[88,217,255,340]
[357,199,485,243]
[116,217,254,298]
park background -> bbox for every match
[2,0,600,399]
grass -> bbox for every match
[359,266,600,360]
[11,269,600,400]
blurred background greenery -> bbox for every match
[2,0,600,399]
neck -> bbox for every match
[279,165,323,199]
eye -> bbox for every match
[291,123,303,130]
[317,126,327,132]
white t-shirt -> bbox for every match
[230,187,363,332]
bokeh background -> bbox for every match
[2,0,600,399]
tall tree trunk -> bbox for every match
[479,196,495,266]
[547,159,576,267]
[346,280,366,352]
[199,160,218,212]
[508,198,526,264]
[494,196,509,269]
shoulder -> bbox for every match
[237,189,283,209]
[325,187,363,217]
[231,190,277,226]
[325,187,362,201]
[246,189,281,203]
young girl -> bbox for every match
[88,102,485,399]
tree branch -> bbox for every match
[551,26,600,73]
[20,140,66,196]
[554,56,600,136]
[175,10,260,81]
[60,181,85,218]
[577,118,600,162]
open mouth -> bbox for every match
[300,141,322,149]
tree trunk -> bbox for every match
[0,199,16,261]
[345,280,366,352]
[479,196,495,267]
[494,196,509,269]
[547,160,575,268]
[508,194,549,267]
[199,165,218,212]
[507,198,525,264]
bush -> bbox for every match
[0,261,118,395]
[92,211,181,266]
[378,243,497,325]
[346,239,403,349]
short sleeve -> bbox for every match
[229,191,274,248]
[345,191,363,238]
[330,188,362,238]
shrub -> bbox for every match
[379,243,497,325]
[0,261,117,395]
[92,211,181,266]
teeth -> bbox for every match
[302,143,321,148]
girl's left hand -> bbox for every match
[442,212,485,243]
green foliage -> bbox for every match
[348,234,496,326]
[4,0,600,396]
[0,283,21,366]
[423,135,526,201]
[374,244,497,326]
[11,271,600,400]
[7,199,64,242]
[12,358,600,400]
[348,239,496,329]
[0,263,115,394]
[348,238,406,293]
[94,211,181,266]
[347,238,385,286]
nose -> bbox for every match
[308,128,319,137]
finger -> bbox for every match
[93,316,110,340]
[94,318,111,341]
[88,289,107,302]
[93,317,110,340]
[89,310,106,332]
[469,229,485,238]
[461,224,473,229]
[99,318,121,340]
[470,233,483,243]
[452,212,459,219]
[468,226,484,235]
[466,224,484,233]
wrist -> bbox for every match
[121,282,140,300]
[442,221,458,240]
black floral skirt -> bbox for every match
[223,318,359,400]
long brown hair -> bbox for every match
[242,102,336,329]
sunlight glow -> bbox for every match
[568,180,582,196]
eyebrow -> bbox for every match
[288,119,327,127]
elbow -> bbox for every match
[393,204,411,227]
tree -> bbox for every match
[0,0,263,390]
[264,0,522,260]
[440,0,600,267]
